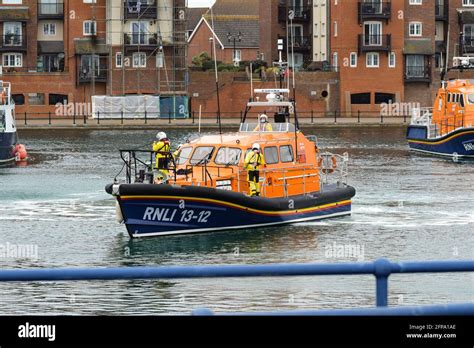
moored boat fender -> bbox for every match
[116,201,124,223]
[14,144,28,162]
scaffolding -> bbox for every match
[84,0,188,116]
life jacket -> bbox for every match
[245,151,265,171]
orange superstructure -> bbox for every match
[171,125,322,199]
[431,80,474,136]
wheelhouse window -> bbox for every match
[190,146,215,165]
[280,145,294,163]
[214,147,242,165]
[176,147,192,165]
[264,146,279,164]
[467,94,474,104]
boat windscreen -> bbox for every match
[239,123,296,133]
[176,147,192,165]
[190,146,215,165]
[468,94,474,104]
[214,147,242,165]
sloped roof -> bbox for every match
[210,0,258,16]
[187,7,208,31]
[211,17,260,48]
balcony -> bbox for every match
[38,1,64,19]
[124,0,157,20]
[460,37,474,53]
[0,34,27,52]
[358,34,391,54]
[78,65,108,84]
[405,65,431,83]
[278,5,311,22]
[124,33,158,54]
[290,35,311,52]
[358,1,391,23]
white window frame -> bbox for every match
[389,52,396,68]
[463,0,474,6]
[83,20,97,36]
[132,52,146,68]
[409,22,422,37]
[3,53,22,67]
[350,52,357,67]
[2,0,22,3]
[409,0,422,4]
[233,49,241,62]
[115,52,123,68]
[366,52,379,68]
[43,23,56,36]
[333,52,338,71]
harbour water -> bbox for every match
[0,127,473,315]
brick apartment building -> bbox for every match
[0,0,186,115]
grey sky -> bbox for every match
[188,0,215,8]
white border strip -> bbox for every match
[130,211,351,238]
[409,148,474,158]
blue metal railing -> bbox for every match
[0,258,473,315]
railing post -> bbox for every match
[24,112,27,126]
[192,110,195,124]
[83,112,87,125]
[48,111,51,125]
[311,110,314,123]
[144,110,147,125]
[240,111,243,123]
[358,110,360,123]
[374,258,392,307]
[121,110,124,125]
[334,110,337,123]
[381,111,384,124]
[73,111,76,125]
[97,111,100,125]
[168,111,171,124]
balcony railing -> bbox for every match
[38,1,64,19]
[461,36,474,53]
[435,2,448,21]
[78,65,108,83]
[0,34,27,52]
[124,0,157,19]
[290,35,311,51]
[358,1,391,23]
[358,34,391,54]
[405,65,431,83]
[278,5,311,22]
[124,33,158,53]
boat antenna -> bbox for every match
[210,4,222,135]
[441,23,451,84]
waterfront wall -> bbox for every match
[188,71,340,116]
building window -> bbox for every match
[133,52,146,68]
[233,49,241,62]
[435,53,443,69]
[3,53,22,67]
[351,93,371,105]
[37,54,64,72]
[375,93,396,104]
[333,21,337,37]
[49,94,68,105]
[409,0,422,4]
[131,21,149,45]
[435,22,444,41]
[463,0,474,6]
[333,52,338,71]
[116,52,123,68]
[350,52,357,67]
[364,22,382,46]
[463,24,474,48]
[12,94,24,105]
[43,23,56,36]
[28,93,45,105]
[389,52,396,68]
[366,52,379,67]
[3,22,22,46]
[406,55,426,78]
[83,20,97,36]
[409,22,422,37]
[2,0,22,4]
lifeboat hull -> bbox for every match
[0,132,17,165]
[106,183,356,238]
[407,126,474,158]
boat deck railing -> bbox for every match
[319,152,349,189]
[0,258,473,315]
[411,107,471,139]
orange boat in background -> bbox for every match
[407,57,474,159]
[106,88,356,238]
